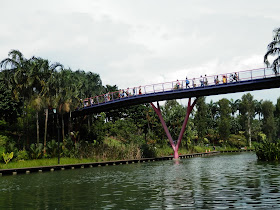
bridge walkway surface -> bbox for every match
[74,68,280,116]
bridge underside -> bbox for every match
[74,76,280,117]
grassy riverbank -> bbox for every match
[0,158,99,170]
[0,144,245,170]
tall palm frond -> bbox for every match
[264,28,280,74]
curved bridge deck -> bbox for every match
[74,68,280,116]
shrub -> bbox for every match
[0,134,10,147]
[203,138,209,144]
[46,140,63,158]
[29,143,43,159]
[0,147,5,162]
[141,143,157,158]
[62,137,79,158]
[227,134,247,148]
[3,152,13,164]
[256,140,280,161]
[194,145,212,153]
[5,141,18,157]
[16,150,29,161]
[0,120,7,129]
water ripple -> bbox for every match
[1,152,280,209]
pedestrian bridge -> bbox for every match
[75,67,280,116]
[74,67,280,159]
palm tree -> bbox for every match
[0,50,29,100]
[218,98,231,140]
[234,99,241,116]
[264,27,280,75]
[229,99,238,116]
[0,50,32,146]
[208,100,219,124]
[261,100,276,141]
[254,99,263,120]
[26,57,46,144]
[34,58,63,152]
[54,69,80,141]
[240,93,255,147]
[30,95,43,144]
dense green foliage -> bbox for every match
[256,140,280,161]
[218,98,231,140]
[0,48,279,166]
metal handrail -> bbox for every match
[82,67,278,108]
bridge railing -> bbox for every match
[82,67,278,108]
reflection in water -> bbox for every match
[0,152,280,209]
[173,158,180,165]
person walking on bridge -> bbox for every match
[185,77,190,88]
[204,74,208,86]
[176,79,180,89]
[234,72,239,82]
[222,75,227,84]
[215,76,219,85]
[192,78,196,88]
[200,75,204,87]
[126,88,130,97]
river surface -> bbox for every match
[0,152,280,209]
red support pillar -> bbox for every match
[150,98,197,159]
[150,102,176,151]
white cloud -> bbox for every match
[0,0,280,103]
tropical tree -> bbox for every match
[275,97,280,139]
[73,70,103,99]
[230,99,241,116]
[194,97,208,143]
[207,100,219,127]
[264,27,280,74]
[255,99,263,120]
[126,104,149,137]
[30,95,43,144]
[54,69,80,141]
[218,98,231,140]
[229,99,242,135]
[0,79,20,125]
[261,100,276,141]
[162,100,186,145]
[26,57,49,144]
[36,58,63,150]
[239,93,255,147]
[0,50,30,101]
[0,50,33,146]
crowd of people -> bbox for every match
[184,72,239,89]
[82,86,143,107]
[83,72,240,107]
[119,86,142,98]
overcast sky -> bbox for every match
[1,0,279,104]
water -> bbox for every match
[0,152,280,209]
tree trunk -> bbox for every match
[44,108,48,153]
[248,116,251,147]
[61,114,65,141]
[52,114,55,139]
[36,111,40,144]
[88,115,91,132]
[68,111,72,136]
[26,112,29,147]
